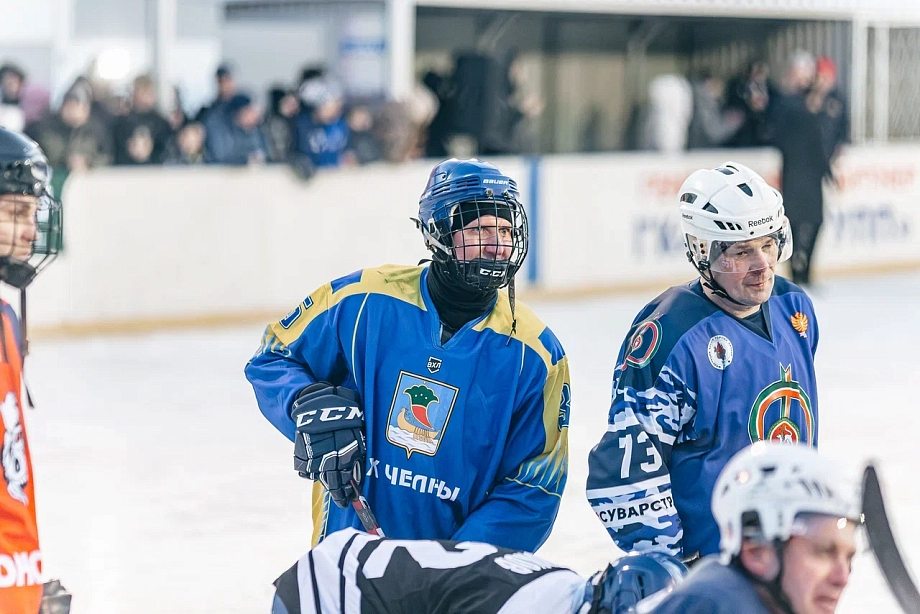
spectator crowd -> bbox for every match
[0,61,445,186]
[0,51,847,197]
[0,50,557,186]
[636,51,848,160]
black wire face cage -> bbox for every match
[0,191,63,290]
[433,192,529,291]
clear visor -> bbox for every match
[790,513,861,539]
[707,218,793,274]
[789,512,868,557]
[741,512,865,554]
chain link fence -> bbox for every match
[888,28,920,140]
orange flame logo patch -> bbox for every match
[790,312,808,338]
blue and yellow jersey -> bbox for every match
[245,265,570,552]
[586,278,818,558]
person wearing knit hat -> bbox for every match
[815,57,836,82]
[246,157,571,554]
[811,56,848,167]
[445,196,517,270]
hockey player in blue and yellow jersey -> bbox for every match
[587,162,819,560]
[245,159,569,552]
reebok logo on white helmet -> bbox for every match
[748,216,774,228]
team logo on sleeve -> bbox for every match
[0,392,28,505]
[707,335,733,370]
[790,312,809,338]
[386,372,459,458]
[748,364,815,445]
[557,383,571,431]
[618,315,662,370]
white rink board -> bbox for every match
[539,146,920,290]
[12,147,920,332]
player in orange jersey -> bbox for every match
[0,128,66,614]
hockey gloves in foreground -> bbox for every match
[291,382,366,509]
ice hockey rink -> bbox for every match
[23,270,920,614]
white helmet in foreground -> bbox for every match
[712,442,861,560]
[678,162,793,276]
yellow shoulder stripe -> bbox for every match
[474,293,555,370]
[271,265,426,346]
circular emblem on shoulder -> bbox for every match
[707,335,733,370]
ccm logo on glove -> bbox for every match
[296,406,363,427]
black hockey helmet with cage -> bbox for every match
[0,129,62,289]
[414,158,528,292]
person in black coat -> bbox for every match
[769,52,831,287]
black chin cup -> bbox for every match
[446,257,515,291]
[0,259,36,289]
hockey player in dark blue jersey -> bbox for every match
[245,158,570,552]
[654,442,860,614]
[587,161,819,559]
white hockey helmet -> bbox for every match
[712,442,861,559]
[678,162,793,274]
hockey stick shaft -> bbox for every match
[863,464,920,614]
[350,479,385,537]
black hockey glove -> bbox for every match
[291,382,366,509]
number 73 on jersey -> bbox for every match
[619,431,663,479]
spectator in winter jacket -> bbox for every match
[264,87,299,163]
[294,79,349,168]
[686,71,744,149]
[195,63,238,123]
[205,93,267,165]
[343,106,381,166]
[113,75,173,165]
[165,121,208,165]
[25,87,112,172]
[0,64,26,131]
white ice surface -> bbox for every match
[24,273,920,613]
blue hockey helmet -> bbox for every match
[584,551,688,614]
[414,158,528,291]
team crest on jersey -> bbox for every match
[0,392,28,505]
[427,356,442,374]
[557,383,571,431]
[386,371,459,458]
[790,312,808,338]
[279,297,314,329]
[707,335,733,370]
[748,364,815,445]
[619,315,663,370]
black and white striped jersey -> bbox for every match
[272,528,587,614]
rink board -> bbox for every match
[10,146,920,335]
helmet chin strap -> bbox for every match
[687,250,750,308]
[412,217,452,262]
[733,540,797,614]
